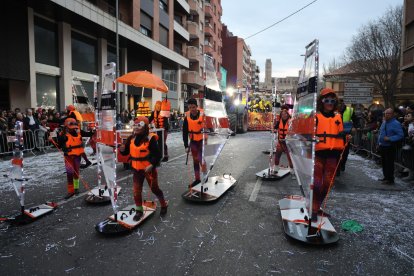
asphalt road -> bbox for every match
[0,132,413,275]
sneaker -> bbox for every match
[162,157,169,162]
[189,180,201,188]
[64,192,75,199]
[80,161,92,169]
[74,189,79,195]
[133,211,144,222]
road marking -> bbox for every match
[167,153,187,163]
[56,191,90,206]
[249,178,262,202]
[117,174,132,183]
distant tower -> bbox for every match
[265,59,272,89]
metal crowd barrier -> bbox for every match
[33,129,56,152]
[0,130,37,155]
[350,129,414,170]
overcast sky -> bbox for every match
[221,0,403,80]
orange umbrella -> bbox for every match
[116,71,168,93]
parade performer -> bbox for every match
[58,118,93,199]
[119,117,168,221]
[182,98,207,188]
[66,105,92,168]
[273,106,294,175]
[149,101,169,162]
[313,88,345,221]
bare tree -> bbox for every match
[322,57,344,82]
[345,5,403,108]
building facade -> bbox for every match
[204,0,223,83]
[401,0,414,72]
[274,76,298,94]
[181,0,204,107]
[264,58,272,90]
[250,59,260,92]
[221,24,251,89]
[0,0,190,112]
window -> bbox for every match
[140,26,151,37]
[34,17,58,66]
[162,69,177,92]
[140,11,152,37]
[36,74,59,109]
[107,45,116,64]
[159,0,168,11]
[72,32,97,74]
[81,81,94,104]
[159,25,168,47]
[174,42,182,55]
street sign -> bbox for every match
[344,82,374,88]
[344,81,373,104]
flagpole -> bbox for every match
[116,0,120,115]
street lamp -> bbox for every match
[226,87,235,96]
[234,98,240,106]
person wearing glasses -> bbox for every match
[119,117,168,221]
[312,88,345,222]
[57,118,93,199]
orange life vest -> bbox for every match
[160,99,171,118]
[186,109,204,141]
[315,113,345,151]
[70,110,83,123]
[65,133,84,156]
[129,133,158,170]
[278,118,289,140]
[137,101,151,117]
[154,111,165,129]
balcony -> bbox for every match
[174,20,190,41]
[205,23,214,36]
[186,46,201,62]
[189,0,203,16]
[205,3,212,17]
[182,70,204,87]
[176,0,190,14]
[187,20,202,39]
[204,42,213,54]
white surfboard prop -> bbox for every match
[96,201,157,234]
[280,40,339,244]
[2,122,57,225]
[256,82,289,180]
[182,55,236,202]
[86,63,122,205]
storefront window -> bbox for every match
[72,32,98,74]
[162,69,177,92]
[34,17,58,66]
[36,74,59,110]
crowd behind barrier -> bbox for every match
[351,128,414,171]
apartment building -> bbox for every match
[221,24,251,89]
[204,0,223,83]
[0,0,190,112]
[181,0,204,100]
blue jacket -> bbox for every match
[378,118,404,147]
